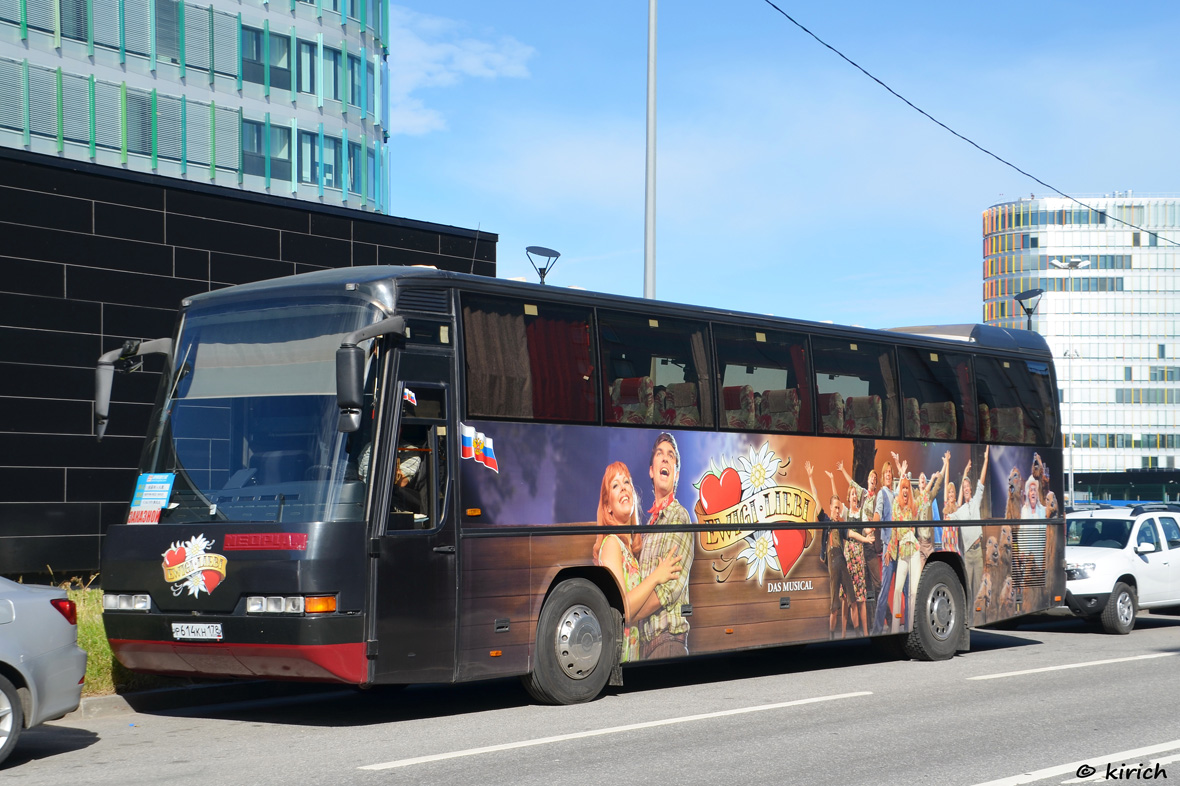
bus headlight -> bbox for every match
[1065,562,1095,580]
[245,596,308,614]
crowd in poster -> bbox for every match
[461,422,1062,663]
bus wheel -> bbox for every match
[522,579,615,705]
[903,562,964,661]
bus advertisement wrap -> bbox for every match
[458,421,1064,666]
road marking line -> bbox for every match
[358,691,872,771]
[967,652,1175,681]
[1061,751,1180,783]
[968,739,1180,786]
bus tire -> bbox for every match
[1100,582,1136,635]
[0,673,24,767]
[522,579,615,705]
[903,562,964,661]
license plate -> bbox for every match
[171,622,223,641]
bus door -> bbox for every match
[369,350,457,684]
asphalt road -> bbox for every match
[7,612,1180,785]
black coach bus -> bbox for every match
[96,266,1064,704]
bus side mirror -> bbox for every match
[95,337,173,441]
[336,345,365,433]
[335,315,406,433]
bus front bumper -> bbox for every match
[105,613,369,684]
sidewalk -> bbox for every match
[70,681,348,719]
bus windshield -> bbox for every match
[141,298,381,525]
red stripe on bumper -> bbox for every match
[109,639,368,684]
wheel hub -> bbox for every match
[553,603,602,680]
[1116,591,1134,626]
[927,583,956,641]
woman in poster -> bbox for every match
[836,472,874,637]
[835,461,881,607]
[888,464,923,634]
[592,461,682,663]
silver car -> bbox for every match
[0,577,88,767]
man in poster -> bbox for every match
[637,432,695,659]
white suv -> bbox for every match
[1065,504,1180,634]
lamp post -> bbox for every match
[643,0,657,299]
[1014,287,1044,332]
[1051,256,1090,505]
[526,246,561,285]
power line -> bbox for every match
[760,0,1179,248]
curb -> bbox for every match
[69,681,347,719]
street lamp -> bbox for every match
[1014,287,1044,332]
[526,246,561,285]
[1050,256,1090,505]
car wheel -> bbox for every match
[522,579,615,705]
[1101,582,1137,635]
[0,674,24,767]
[903,562,965,661]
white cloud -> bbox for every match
[387,6,534,135]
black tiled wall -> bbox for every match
[0,149,497,576]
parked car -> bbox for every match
[0,577,87,767]
[1065,503,1180,634]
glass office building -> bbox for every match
[0,0,390,211]
[983,193,1180,500]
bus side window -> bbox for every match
[810,337,900,438]
[388,383,448,531]
[713,323,813,434]
[461,295,597,423]
[897,347,976,442]
[975,356,1058,447]
[598,310,714,428]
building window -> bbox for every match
[298,130,318,183]
[347,0,359,19]
[242,27,265,85]
[242,120,265,176]
[1133,232,1141,247]
[61,0,87,41]
[1160,344,1167,360]
[323,135,342,189]
[297,40,316,94]
[348,55,362,106]
[324,46,342,101]
[270,33,292,92]
[1126,367,1133,381]
[270,125,292,181]
[348,141,362,193]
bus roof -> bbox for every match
[182,265,1052,359]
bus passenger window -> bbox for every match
[810,337,900,437]
[713,324,812,434]
[598,310,713,428]
[462,295,596,423]
[975,356,1058,446]
[897,347,976,442]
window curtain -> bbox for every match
[689,331,713,427]
[526,317,594,422]
[463,305,533,419]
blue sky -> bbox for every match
[385,2,1180,328]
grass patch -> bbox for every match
[66,582,199,697]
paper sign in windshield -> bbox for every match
[128,473,176,524]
